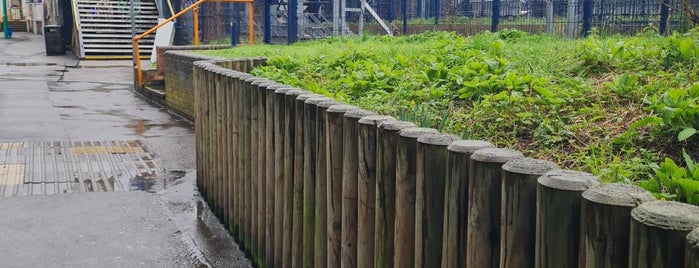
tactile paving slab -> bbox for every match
[0,141,163,197]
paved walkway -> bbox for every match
[0,33,251,267]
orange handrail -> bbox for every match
[134,0,255,88]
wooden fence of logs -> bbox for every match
[192,59,699,268]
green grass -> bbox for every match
[199,28,699,204]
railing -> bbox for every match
[133,0,254,88]
[70,0,85,58]
[191,59,699,268]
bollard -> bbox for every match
[303,96,331,268]
[273,87,291,268]
[415,133,460,267]
[282,89,309,267]
[688,227,699,268]
[466,148,523,268]
[393,127,439,268]
[315,99,341,268]
[629,201,699,268]
[325,104,358,268]
[441,140,493,268]
[341,109,378,268]
[579,183,654,268]
[500,158,559,268]
[374,121,416,268]
[536,169,600,268]
[357,115,396,268]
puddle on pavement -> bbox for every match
[129,170,186,193]
[2,62,59,67]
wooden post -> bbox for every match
[629,201,699,268]
[341,109,378,268]
[579,183,654,268]
[243,76,261,254]
[256,81,273,266]
[536,170,600,268]
[415,133,460,268]
[273,87,292,268]
[441,140,493,268]
[303,96,332,268]
[357,115,396,268]
[249,79,264,260]
[394,127,438,268]
[315,100,341,268]
[237,74,253,247]
[326,104,359,268]
[265,83,283,268]
[292,93,316,268]
[500,158,559,268]
[687,228,699,268]
[466,148,523,268]
[283,89,309,268]
[225,71,239,236]
[193,63,205,206]
[215,69,226,221]
[374,121,416,268]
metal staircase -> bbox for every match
[73,0,159,59]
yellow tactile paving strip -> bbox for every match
[0,164,25,186]
[0,140,162,197]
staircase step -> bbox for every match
[77,7,157,13]
[78,0,156,5]
[85,48,152,53]
[79,18,157,23]
[77,13,158,19]
[84,44,153,49]
[81,23,155,28]
[82,33,154,39]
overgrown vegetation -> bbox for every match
[200,28,699,204]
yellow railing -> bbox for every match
[134,0,255,88]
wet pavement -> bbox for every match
[0,33,251,267]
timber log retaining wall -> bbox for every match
[186,57,699,268]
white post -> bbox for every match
[358,0,364,35]
[546,0,553,34]
[566,0,578,38]
[333,0,340,35]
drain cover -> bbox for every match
[0,141,163,197]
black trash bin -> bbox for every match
[44,25,65,56]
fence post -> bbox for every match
[545,0,553,34]
[566,0,579,38]
[374,121,416,268]
[215,69,226,222]
[415,133,460,267]
[629,201,699,268]
[303,96,332,268]
[441,140,493,268]
[688,228,699,267]
[394,127,439,268]
[250,79,265,261]
[273,87,292,268]
[536,170,600,268]
[466,148,523,268]
[491,0,500,32]
[581,0,593,36]
[326,104,359,268]
[293,93,316,268]
[283,89,310,268]
[659,0,670,35]
[357,115,396,268]
[315,100,342,268]
[341,109,378,268]
[500,158,559,268]
[225,70,241,239]
[257,81,274,266]
[579,183,655,268]
[241,76,260,254]
[264,83,283,268]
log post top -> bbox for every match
[296,93,318,102]
[266,84,285,91]
[689,228,699,247]
[305,96,333,105]
[345,109,378,120]
[378,121,416,131]
[327,104,358,114]
[417,133,460,146]
[447,140,493,154]
[502,158,558,176]
[537,170,601,191]
[398,127,439,139]
[274,88,293,95]
[470,148,524,163]
[285,89,311,97]
[631,201,699,231]
[251,79,266,86]
[244,76,262,83]
[358,115,396,127]
[317,100,342,109]
[582,183,655,207]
